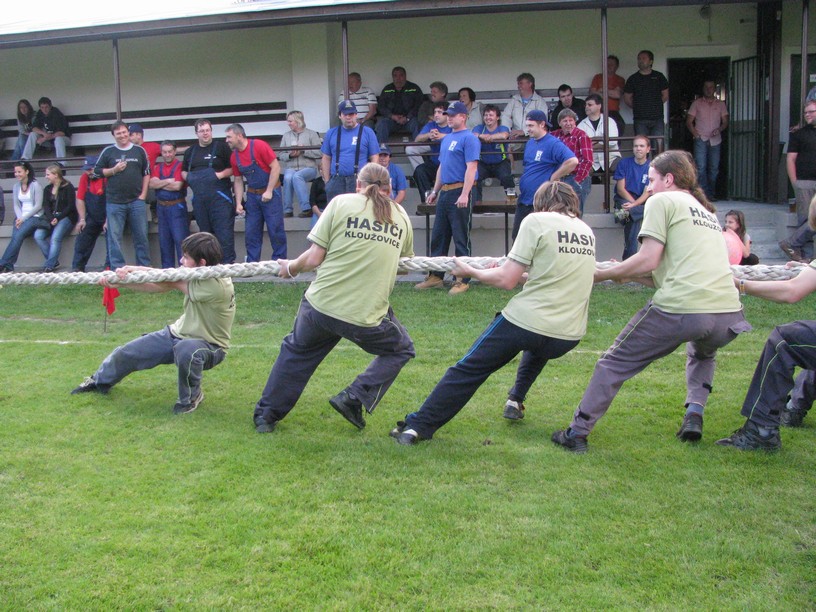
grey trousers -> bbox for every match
[569,302,751,436]
[792,179,816,225]
[93,326,226,405]
[254,298,415,423]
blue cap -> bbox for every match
[128,123,144,134]
[525,109,550,127]
[378,144,392,155]
[83,155,98,170]
[445,101,469,116]
[338,100,358,115]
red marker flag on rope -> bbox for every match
[103,286,120,315]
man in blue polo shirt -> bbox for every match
[320,100,379,203]
[377,144,407,204]
[515,109,578,238]
[415,101,481,295]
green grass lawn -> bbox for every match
[0,281,814,608]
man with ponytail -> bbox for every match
[551,150,751,453]
[253,162,415,434]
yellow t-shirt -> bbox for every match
[305,193,414,327]
[639,191,741,313]
[170,277,235,349]
[502,212,596,340]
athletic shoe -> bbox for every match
[254,414,278,434]
[389,420,426,445]
[780,408,807,428]
[778,240,806,263]
[173,391,204,415]
[329,389,366,430]
[415,275,444,290]
[551,428,588,454]
[676,412,703,442]
[503,399,525,420]
[448,281,469,295]
[715,419,781,451]
[71,376,109,395]
[284,211,294,218]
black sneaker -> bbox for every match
[551,428,588,454]
[716,420,781,451]
[329,389,366,430]
[71,376,109,395]
[780,408,807,428]
[173,391,204,415]
[389,420,425,445]
[676,413,703,442]
[298,211,313,218]
[284,211,294,218]
[503,399,525,420]
[254,414,277,434]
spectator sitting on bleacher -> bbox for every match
[0,161,43,272]
[377,144,407,204]
[472,104,513,205]
[417,81,449,129]
[589,54,626,135]
[11,99,35,161]
[577,93,621,175]
[551,109,593,212]
[458,88,483,129]
[375,66,424,143]
[407,101,452,170]
[412,102,453,204]
[72,155,109,272]
[338,72,378,128]
[279,110,322,218]
[613,135,651,260]
[21,97,71,162]
[501,73,547,139]
[549,84,586,128]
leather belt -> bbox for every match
[441,182,465,191]
[247,187,266,195]
[157,198,186,206]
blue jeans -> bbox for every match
[428,188,472,279]
[563,175,592,213]
[0,216,43,270]
[633,118,665,152]
[474,159,515,204]
[325,175,357,205]
[693,138,721,199]
[403,314,579,439]
[22,133,71,159]
[191,193,236,264]
[34,217,75,269]
[11,134,27,160]
[106,200,151,269]
[91,326,226,405]
[158,202,190,268]
[375,116,419,143]
[254,298,415,424]
[244,189,286,261]
[283,167,318,213]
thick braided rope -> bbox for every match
[0,258,805,286]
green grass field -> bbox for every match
[1,281,814,608]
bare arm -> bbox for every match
[233,175,245,212]
[139,174,149,201]
[321,154,331,182]
[661,88,669,104]
[741,265,816,303]
[452,257,526,290]
[263,159,281,202]
[551,157,579,181]
[394,189,406,205]
[623,92,634,108]
[787,152,798,184]
[595,236,664,282]
[278,243,328,278]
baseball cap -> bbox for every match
[338,100,358,115]
[379,144,392,155]
[83,155,98,170]
[445,101,468,116]
[525,110,550,126]
[128,123,144,134]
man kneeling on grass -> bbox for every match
[71,232,235,415]
[391,181,596,445]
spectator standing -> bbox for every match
[590,55,627,135]
[376,66,424,143]
[548,84,587,128]
[72,155,109,272]
[321,100,379,204]
[182,119,236,264]
[150,141,189,268]
[686,81,729,200]
[279,110,322,218]
[94,120,151,269]
[129,123,162,224]
[11,99,35,161]
[21,96,71,161]
[226,124,286,262]
[0,161,44,272]
[34,164,77,272]
[339,72,378,127]
[624,50,669,150]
